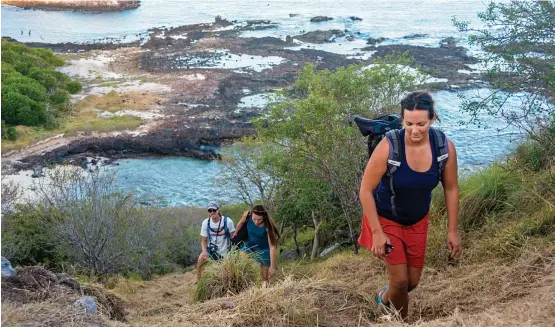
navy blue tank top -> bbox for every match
[374,129,440,225]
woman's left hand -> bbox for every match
[268,266,276,279]
[447,231,462,258]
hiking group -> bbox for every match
[196,91,461,321]
[196,201,280,283]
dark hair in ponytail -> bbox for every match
[400,91,439,121]
[251,204,280,246]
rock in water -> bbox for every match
[310,16,333,23]
[74,296,98,314]
[1,257,15,277]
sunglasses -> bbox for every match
[207,209,217,213]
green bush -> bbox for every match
[458,165,521,231]
[1,205,62,267]
[516,142,546,172]
[66,80,83,94]
[1,39,80,128]
[6,126,18,140]
[50,89,69,104]
[1,91,47,126]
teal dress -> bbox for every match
[242,216,271,267]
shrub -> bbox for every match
[195,249,261,301]
[458,165,520,231]
[49,89,69,105]
[66,80,83,94]
[6,126,18,140]
[1,205,61,267]
[1,40,81,128]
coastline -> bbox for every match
[1,0,140,12]
[1,18,485,174]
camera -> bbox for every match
[208,243,219,253]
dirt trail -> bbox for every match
[120,271,198,326]
[118,249,555,327]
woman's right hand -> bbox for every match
[371,230,391,259]
[240,211,249,223]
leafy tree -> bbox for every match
[453,1,554,143]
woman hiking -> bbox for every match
[234,205,280,283]
[358,91,462,320]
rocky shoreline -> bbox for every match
[1,0,140,12]
[2,17,486,173]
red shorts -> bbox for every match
[358,213,429,268]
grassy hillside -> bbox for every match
[2,137,553,326]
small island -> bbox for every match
[1,0,140,12]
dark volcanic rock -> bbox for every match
[294,30,345,44]
[247,37,289,49]
[366,37,386,45]
[3,37,140,53]
[365,44,481,87]
[440,37,457,49]
[350,16,363,21]
[403,33,428,39]
[214,15,233,27]
[310,16,333,23]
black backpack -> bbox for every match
[351,114,403,158]
[352,114,449,217]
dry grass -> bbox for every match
[1,266,128,326]
[1,266,80,304]
[121,246,554,327]
[75,91,165,113]
[1,298,114,327]
[82,284,127,322]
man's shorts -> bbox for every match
[358,213,429,268]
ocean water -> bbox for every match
[2,0,499,47]
[2,0,522,206]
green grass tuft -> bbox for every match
[195,249,261,302]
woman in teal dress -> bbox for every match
[234,205,280,282]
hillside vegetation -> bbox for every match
[2,1,554,326]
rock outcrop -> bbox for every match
[310,16,333,23]
[1,0,140,12]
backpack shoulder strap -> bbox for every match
[205,218,211,242]
[384,129,403,217]
[385,129,403,176]
[430,128,449,180]
[222,216,230,238]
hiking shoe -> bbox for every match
[375,285,389,305]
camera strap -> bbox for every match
[207,216,226,246]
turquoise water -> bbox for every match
[109,157,229,207]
